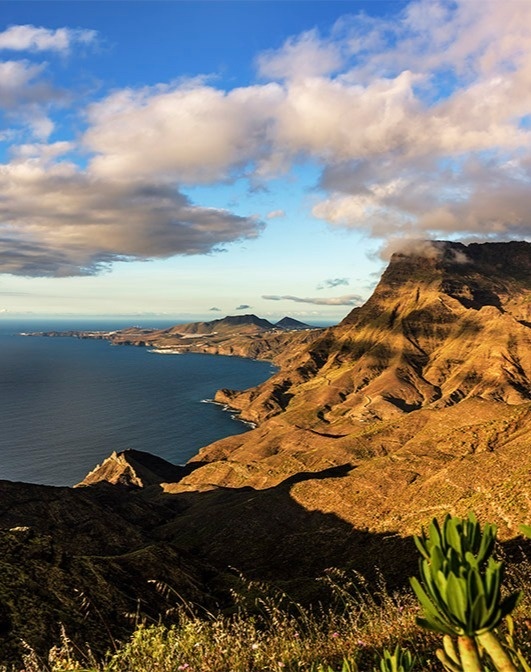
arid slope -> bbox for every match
[165,241,531,536]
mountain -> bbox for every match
[2,241,531,663]
[275,316,314,330]
[174,241,531,533]
[172,313,277,334]
[32,313,323,361]
[209,241,531,426]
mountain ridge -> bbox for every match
[208,241,531,429]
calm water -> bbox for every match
[0,318,275,486]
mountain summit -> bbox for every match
[313,240,531,421]
[212,241,531,428]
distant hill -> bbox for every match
[275,316,314,330]
[172,314,315,335]
[172,314,276,335]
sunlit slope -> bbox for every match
[169,242,531,538]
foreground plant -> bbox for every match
[312,658,358,672]
[410,513,525,672]
[374,644,415,672]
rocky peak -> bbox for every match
[342,241,531,326]
[77,449,187,488]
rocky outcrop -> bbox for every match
[78,449,192,487]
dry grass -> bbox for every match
[4,555,530,672]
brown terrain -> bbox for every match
[1,240,530,663]
[34,313,322,363]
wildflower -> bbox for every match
[251,642,260,650]
[331,632,340,638]
[178,665,190,671]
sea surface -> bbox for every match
[0,318,275,487]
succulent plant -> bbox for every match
[312,658,358,672]
[374,644,415,672]
[410,513,523,672]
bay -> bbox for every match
[0,318,275,487]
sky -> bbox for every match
[0,0,530,323]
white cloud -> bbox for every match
[317,278,349,290]
[0,60,64,139]
[84,83,283,183]
[257,29,342,81]
[0,25,96,53]
[266,209,285,219]
[10,141,74,161]
[0,60,47,105]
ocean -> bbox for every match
[0,318,275,487]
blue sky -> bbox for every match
[0,0,530,323]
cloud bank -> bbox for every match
[0,156,262,276]
[1,1,531,276]
[263,294,363,306]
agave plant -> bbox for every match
[374,645,415,672]
[410,513,522,672]
[312,658,358,672]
